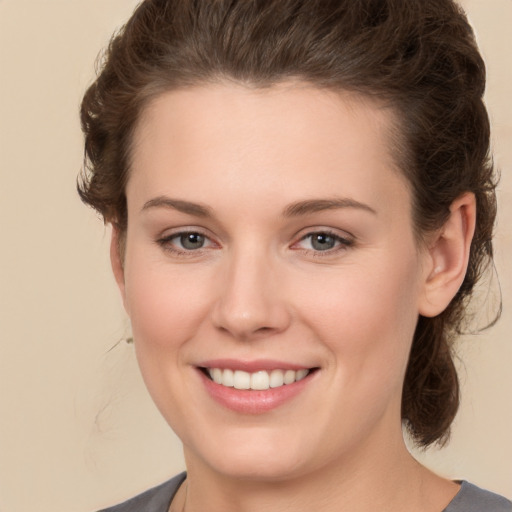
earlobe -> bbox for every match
[419,192,476,318]
[110,226,127,305]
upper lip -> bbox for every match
[197,359,315,372]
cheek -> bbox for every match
[299,255,422,385]
[121,254,215,426]
[123,253,214,355]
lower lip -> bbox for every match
[198,370,314,414]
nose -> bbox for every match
[211,248,291,341]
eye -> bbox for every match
[294,230,353,253]
[307,232,338,251]
[157,230,216,254]
[176,232,207,250]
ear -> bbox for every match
[110,226,127,307]
[418,192,476,317]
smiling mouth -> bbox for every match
[201,367,318,391]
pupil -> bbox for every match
[181,233,204,250]
[312,233,335,251]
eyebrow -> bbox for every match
[141,195,377,218]
[282,198,377,217]
[141,197,213,217]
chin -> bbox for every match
[183,425,328,483]
[209,455,308,483]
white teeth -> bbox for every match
[222,368,234,387]
[269,369,284,388]
[233,370,251,390]
[207,368,311,390]
[212,368,223,384]
[283,369,296,385]
[296,369,309,381]
[251,371,270,390]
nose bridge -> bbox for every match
[212,241,290,339]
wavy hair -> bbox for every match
[78,0,498,446]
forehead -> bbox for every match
[136,82,397,151]
[128,82,410,220]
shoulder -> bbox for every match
[444,481,512,512]
[96,472,187,512]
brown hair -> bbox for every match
[78,0,498,447]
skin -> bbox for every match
[111,82,475,512]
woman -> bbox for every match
[78,0,511,510]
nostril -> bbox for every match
[255,326,273,333]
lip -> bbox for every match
[198,358,311,372]
[196,361,318,414]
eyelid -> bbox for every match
[156,227,219,255]
[291,228,355,253]
[155,226,354,257]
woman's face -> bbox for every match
[117,83,431,481]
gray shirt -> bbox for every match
[98,472,512,512]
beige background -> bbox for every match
[0,1,510,511]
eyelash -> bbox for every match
[156,230,216,256]
[156,229,354,257]
[292,230,354,256]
